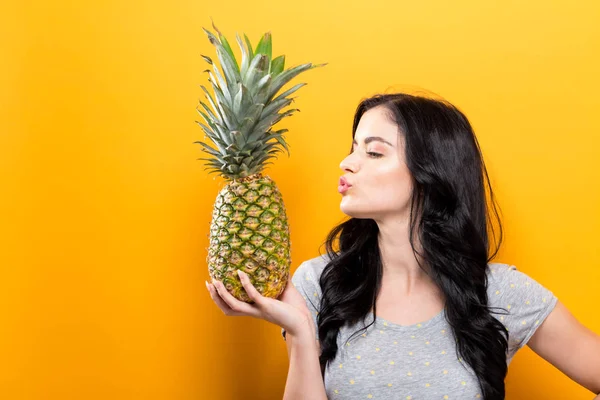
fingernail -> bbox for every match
[237,270,244,278]
[205,281,210,290]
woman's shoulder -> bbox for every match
[485,262,516,287]
[484,261,556,305]
[289,253,335,303]
[292,253,332,281]
[484,261,558,361]
[485,262,549,290]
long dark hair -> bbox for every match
[316,93,509,399]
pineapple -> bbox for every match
[196,23,324,302]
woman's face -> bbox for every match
[339,105,414,221]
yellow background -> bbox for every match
[1,0,599,399]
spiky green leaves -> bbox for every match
[195,22,326,180]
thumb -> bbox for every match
[237,270,267,308]
[280,282,312,313]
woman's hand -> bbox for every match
[206,270,314,337]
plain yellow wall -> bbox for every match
[1,0,599,399]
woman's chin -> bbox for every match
[339,204,353,216]
[340,204,366,219]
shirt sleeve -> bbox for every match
[281,258,324,341]
[487,263,558,361]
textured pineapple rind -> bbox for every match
[207,173,291,303]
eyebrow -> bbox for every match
[352,136,394,147]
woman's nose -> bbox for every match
[339,154,357,172]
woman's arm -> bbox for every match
[528,300,600,396]
[206,270,328,399]
[283,322,327,400]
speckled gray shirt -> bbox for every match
[282,255,557,399]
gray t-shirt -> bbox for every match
[283,254,558,399]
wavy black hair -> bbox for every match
[316,93,509,399]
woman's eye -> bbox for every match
[367,152,383,158]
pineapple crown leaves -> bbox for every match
[194,21,326,180]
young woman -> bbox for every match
[206,93,600,399]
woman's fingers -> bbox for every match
[207,273,312,335]
[210,279,260,317]
[206,281,237,315]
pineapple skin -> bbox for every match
[207,172,291,302]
